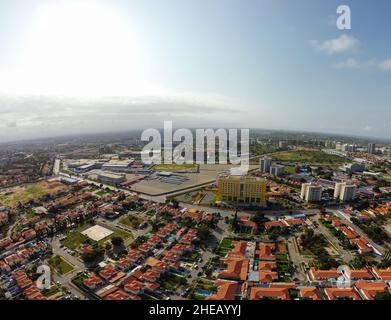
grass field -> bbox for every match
[61,223,132,250]
[0,181,66,206]
[272,150,345,164]
[48,255,74,275]
[152,163,198,171]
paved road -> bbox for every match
[310,216,353,263]
[330,209,385,256]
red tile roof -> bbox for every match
[355,281,388,300]
[324,288,361,300]
[206,280,238,300]
[299,287,321,300]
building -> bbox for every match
[217,175,267,206]
[97,172,126,184]
[278,141,288,149]
[334,182,357,202]
[342,163,365,173]
[101,160,133,172]
[368,143,376,155]
[259,157,272,173]
[300,183,322,202]
[269,165,284,176]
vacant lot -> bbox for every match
[0,180,67,206]
[119,214,144,228]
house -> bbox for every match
[349,269,374,280]
[258,271,278,283]
[99,264,118,281]
[227,241,247,259]
[249,287,290,300]
[308,268,339,281]
[219,259,249,281]
[264,221,286,230]
[21,229,37,241]
[299,287,321,300]
[116,257,133,272]
[324,288,361,300]
[339,226,359,239]
[371,268,391,281]
[257,243,276,261]
[123,278,159,295]
[83,274,103,290]
[105,289,133,301]
[206,280,238,300]
[258,261,277,271]
[355,281,389,300]
[351,238,373,254]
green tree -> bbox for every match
[111,236,124,247]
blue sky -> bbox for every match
[0,0,390,141]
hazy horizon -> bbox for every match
[1,0,391,142]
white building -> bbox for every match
[259,157,272,173]
[334,182,357,202]
[301,183,323,202]
[269,165,284,176]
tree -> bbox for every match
[82,245,104,263]
[111,236,124,247]
[231,211,238,231]
[375,291,391,300]
[196,225,212,241]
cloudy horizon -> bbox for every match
[0,0,390,143]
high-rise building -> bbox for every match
[334,182,357,202]
[269,165,285,176]
[368,143,376,154]
[300,183,323,203]
[217,175,267,206]
[259,157,272,173]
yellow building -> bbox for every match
[217,175,267,206]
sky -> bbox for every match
[0,0,390,142]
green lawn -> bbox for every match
[48,255,74,275]
[272,150,345,164]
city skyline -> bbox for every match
[0,0,390,142]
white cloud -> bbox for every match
[0,93,250,142]
[311,34,359,54]
[378,59,391,71]
[334,58,359,69]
